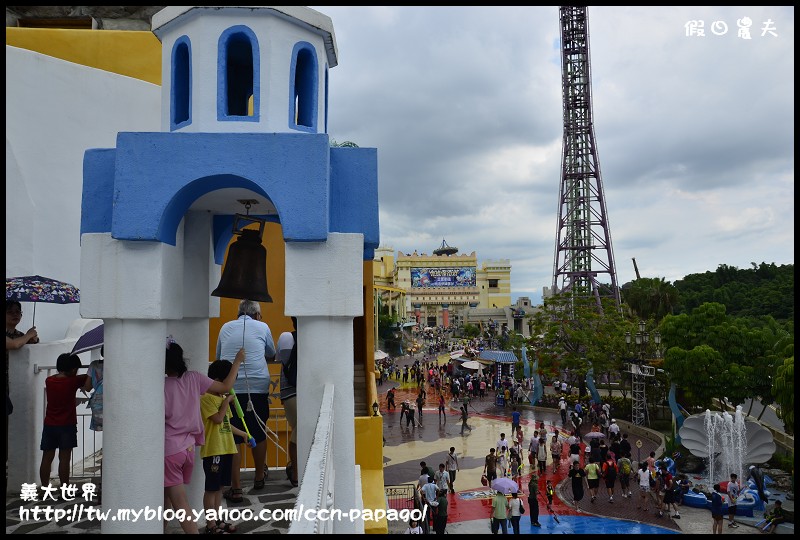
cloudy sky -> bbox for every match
[312,6,794,304]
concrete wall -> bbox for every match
[6,32,160,343]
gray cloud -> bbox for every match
[315,6,795,301]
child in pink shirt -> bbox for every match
[164,337,243,534]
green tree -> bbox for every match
[663,345,726,410]
[461,323,480,339]
[674,263,793,321]
[526,293,628,398]
[772,356,794,435]
[660,302,788,412]
[621,277,679,321]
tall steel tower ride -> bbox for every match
[552,6,620,309]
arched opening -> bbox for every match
[171,36,191,129]
[218,26,260,121]
[289,42,318,131]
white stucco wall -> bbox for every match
[5,45,160,342]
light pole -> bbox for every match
[625,320,660,426]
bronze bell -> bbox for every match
[211,227,273,302]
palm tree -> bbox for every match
[621,277,678,322]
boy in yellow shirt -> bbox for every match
[201,361,255,534]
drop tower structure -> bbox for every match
[552,6,620,309]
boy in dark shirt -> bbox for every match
[761,500,785,533]
[39,353,88,490]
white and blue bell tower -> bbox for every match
[79,6,378,533]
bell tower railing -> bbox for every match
[290,383,352,534]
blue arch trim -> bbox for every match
[161,175,273,248]
[109,132,330,244]
[288,41,319,133]
[82,133,379,261]
[81,149,117,235]
[217,25,260,122]
[324,64,329,133]
[170,35,192,130]
[329,146,379,259]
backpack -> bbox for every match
[648,471,656,487]
[602,461,617,479]
[621,459,631,476]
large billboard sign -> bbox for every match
[411,267,476,288]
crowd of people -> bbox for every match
[386,354,715,535]
[7,298,301,535]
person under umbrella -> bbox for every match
[490,488,510,534]
[491,476,519,494]
[6,275,80,327]
[6,299,39,442]
[72,324,104,355]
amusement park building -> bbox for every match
[373,244,533,337]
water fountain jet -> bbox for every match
[679,405,775,486]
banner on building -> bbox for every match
[411,267,476,288]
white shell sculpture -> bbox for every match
[679,406,776,486]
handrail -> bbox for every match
[289,383,335,534]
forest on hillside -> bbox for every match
[674,262,794,321]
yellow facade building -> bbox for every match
[373,243,512,328]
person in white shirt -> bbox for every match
[497,447,509,477]
[418,472,430,491]
[216,299,276,498]
[446,447,459,494]
[434,463,450,492]
[419,476,438,533]
[608,419,620,439]
[536,437,548,475]
[404,518,424,534]
[637,462,653,512]
[496,433,510,454]
[508,491,525,534]
[727,473,742,528]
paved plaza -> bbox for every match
[6,355,790,534]
[380,356,786,535]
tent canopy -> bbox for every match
[461,360,484,370]
[374,350,389,360]
[478,350,518,363]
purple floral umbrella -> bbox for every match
[6,275,80,326]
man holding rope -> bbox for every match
[217,299,277,502]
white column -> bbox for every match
[176,211,216,513]
[296,315,355,532]
[285,233,363,535]
[101,319,166,534]
[80,230,184,533]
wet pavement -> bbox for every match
[379,360,771,535]
[6,352,785,534]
